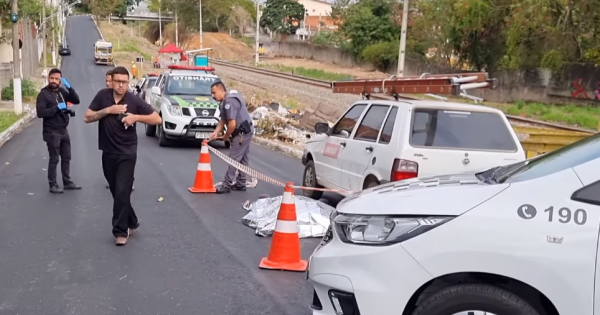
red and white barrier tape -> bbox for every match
[204,143,354,193]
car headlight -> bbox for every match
[333,214,454,246]
[167,105,182,116]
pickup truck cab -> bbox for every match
[301,99,526,199]
[146,65,225,147]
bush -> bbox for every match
[2,79,37,102]
[361,41,399,71]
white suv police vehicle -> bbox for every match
[308,131,600,315]
[147,65,226,147]
[301,100,526,199]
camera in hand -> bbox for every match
[62,108,76,117]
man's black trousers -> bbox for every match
[102,152,138,238]
[45,132,72,187]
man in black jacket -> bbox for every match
[36,68,82,194]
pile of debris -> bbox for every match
[250,102,315,146]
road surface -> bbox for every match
[0,16,340,315]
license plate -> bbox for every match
[195,132,210,139]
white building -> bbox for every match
[297,0,332,16]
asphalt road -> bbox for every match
[0,16,341,315]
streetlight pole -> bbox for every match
[11,0,22,115]
[175,10,178,46]
[51,5,56,66]
[42,0,47,75]
[199,0,203,48]
[254,2,259,66]
[397,0,408,76]
[158,0,162,46]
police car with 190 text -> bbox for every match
[308,130,600,315]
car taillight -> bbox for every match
[391,158,418,181]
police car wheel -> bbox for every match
[157,124,171,147]
[302,160,324,200]
[411,284,541,315]
[145,123,156,137]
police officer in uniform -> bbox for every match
[209,82,253,194]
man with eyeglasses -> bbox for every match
[84,66,161,246]
[104,68,135,191]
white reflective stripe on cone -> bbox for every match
[201,146,209,153]
[274,220,298,234]
[197,163,211,171]
[282,191,294,204]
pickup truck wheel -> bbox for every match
[157,124,171,147]
[411,284,541,315]
[302,160,324,200]
[364,177,380,189]
[145,123,156,137]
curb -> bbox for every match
[0,110,37,149]
[252,136,302,160]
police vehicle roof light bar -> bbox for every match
[331,72,497,100]
[167,65,215,72]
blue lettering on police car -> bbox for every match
[172,76,217,81]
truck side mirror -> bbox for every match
[314,122,330,134]
[151,86,161,95]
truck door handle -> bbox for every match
[365,146,373,152]
[340,142,346,147]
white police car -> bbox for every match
[146,65,226,147]
[308,131,600,315]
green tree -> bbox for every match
[259,0,305,35]
[340,0,399,57]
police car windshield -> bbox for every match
[166,75,216,96]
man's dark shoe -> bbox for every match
[49,185,64,194]
[231,184,247,191]
[216,185,231,194]
[64,183,82,190]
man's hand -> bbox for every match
[57,102,67,110]
[122,114,138,127]
[209,131,219,141]
[107,104,127,115]
[61,78,71,89]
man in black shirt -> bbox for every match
[36,68,82,193]
[84,66,161,246]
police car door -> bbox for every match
[314,104,367,188]
[339,104,394,192]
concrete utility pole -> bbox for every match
[42,0,47,75]
[12,0,22,115]
[175,10,178,46]
[254,2,259,66]
[51,4,56,66]
[199,0,203,48]
[158,0,162,46]
[397,0,409,76]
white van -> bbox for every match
[301,100,526,198]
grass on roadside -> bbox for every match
[0,112,24,133]
[259,64,353,81]
[502,101,600,130]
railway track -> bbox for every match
[212,59,596,135]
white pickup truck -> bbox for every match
[94,40,113,65]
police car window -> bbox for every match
[410,109,517,151]
[378,107,398,144]
[354,105,390,142]
[146,78,157,88]
[332,104,367,137]
[500,133,600,183]
[167,75,216,96]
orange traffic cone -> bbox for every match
[259,182,307,272]
[188,140,217,193]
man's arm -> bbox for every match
[84,92,108,123]
[131,98,161,125]
[222,100,240,138]
[36,91,59,118]
[214,118,225,134]
[63,87,80,105]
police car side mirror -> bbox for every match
[314,122,330,134]
[151,86,161,95]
